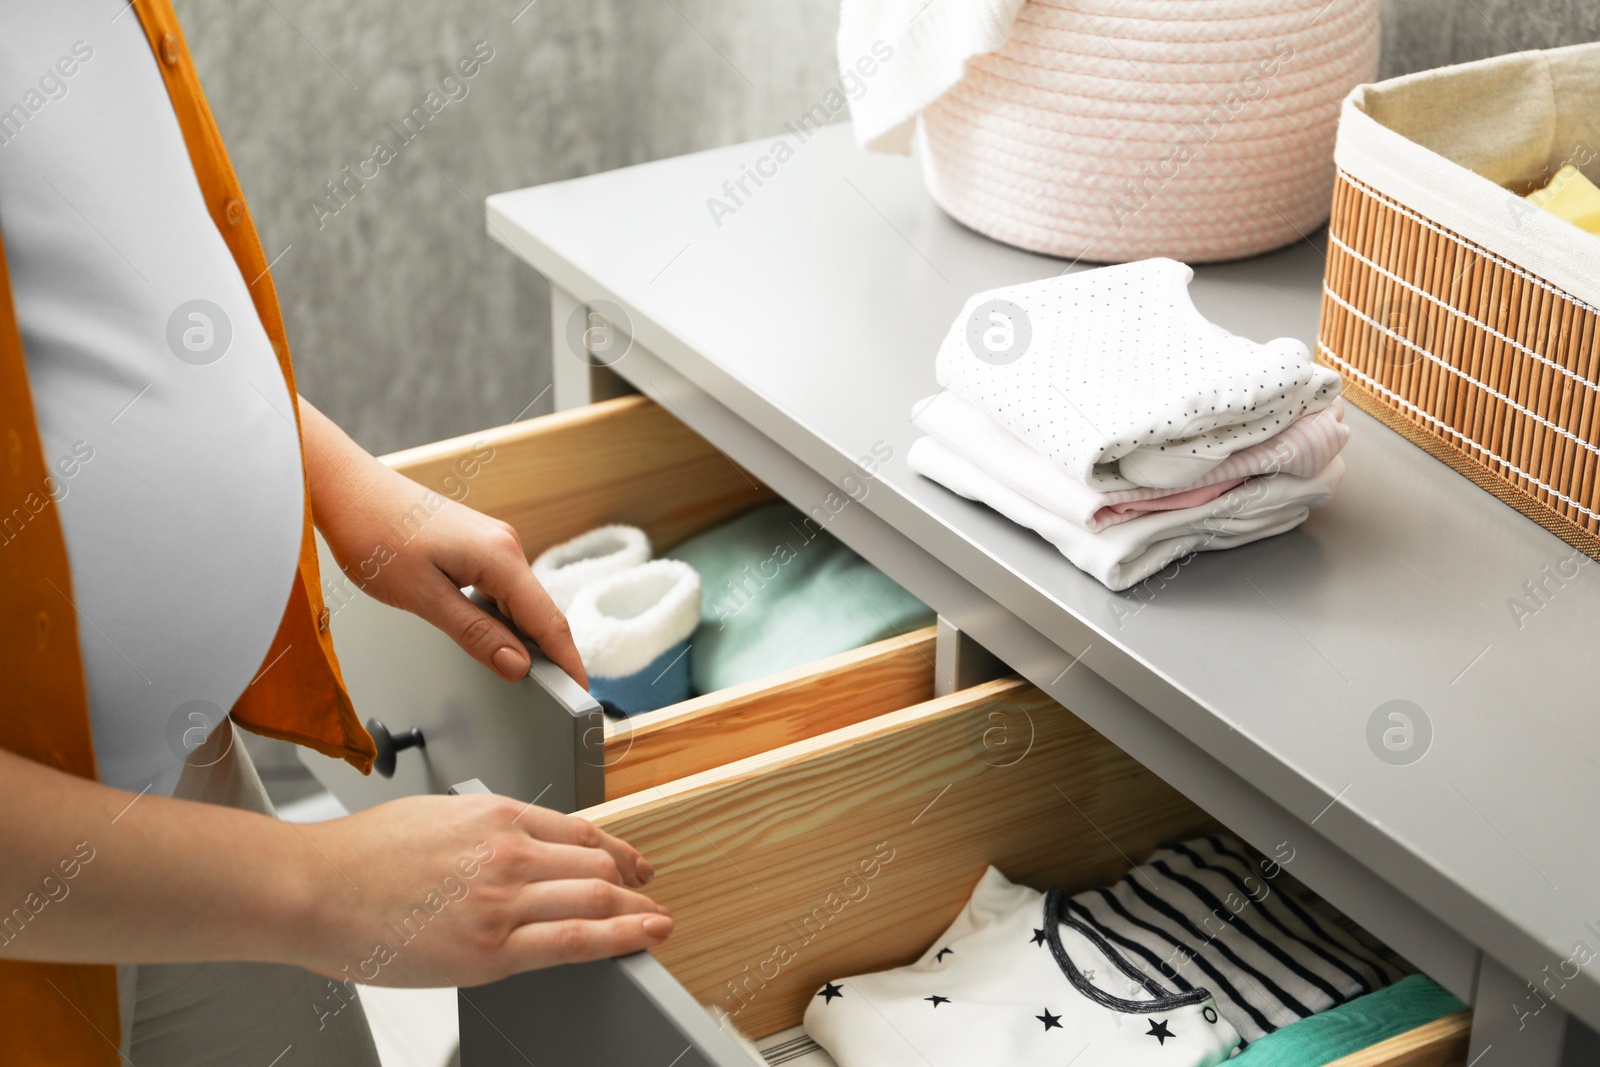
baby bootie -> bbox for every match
[566,560,700,716]
[532,524,651,611]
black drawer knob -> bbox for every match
[367,717,426,778]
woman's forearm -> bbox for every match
[0,747,319,967]
[295,393,590,686]
[0,743,672,984]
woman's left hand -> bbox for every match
[298,397,587,687]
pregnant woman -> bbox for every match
[0,3,671,1063]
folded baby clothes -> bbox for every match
[1229,974,1465,1066]
[1525,164,1600,237]
[805,866,1241,1067]
[667,502,935,693]
[566,560,700,716]
[532,524,651,611]
[912,391,1350,533]
[935,259,1343,490]
[1064,836,1406,1045]
[909,436,1343,591]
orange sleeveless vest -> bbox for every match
[0,5,376,1061]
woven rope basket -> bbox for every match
[916,0,1380,263]
[1317,45,1600,559]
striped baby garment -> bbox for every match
[1063,835,1407,1044]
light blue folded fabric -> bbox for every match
[1230,974,1466,1066]
[667,502,935,694]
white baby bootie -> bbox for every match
[566,560,701,716]
[531,524,651,611]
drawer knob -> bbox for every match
[367,717,426,778]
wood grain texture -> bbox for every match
[380,395,774,557]
[584,678,1219,1039]
[1322,1010,1472,1067]
[602,627,938,800]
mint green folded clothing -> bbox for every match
[667,502,935,694]
[1230,975,1466,1066]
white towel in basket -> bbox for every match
[837,0,1026,153]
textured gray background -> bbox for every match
[175,0,1597,457]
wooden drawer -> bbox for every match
[299,395,937,813]
[460,678,1471,1067]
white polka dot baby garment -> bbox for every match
[803,866,1240,1067]
[935,258,1342,491]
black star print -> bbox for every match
[935,946,954,962]
[925,995,950,1008]
[1030,928,1048,946]
[817,982,843,1004]
[1037,1009,1062,1031]
[1146,1019,1174,1045]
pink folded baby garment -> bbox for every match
[908,437,1345,591]
[911,390,1348,533]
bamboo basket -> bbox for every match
[1316,45,1600,558]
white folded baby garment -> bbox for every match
[935,259,1343,490]
[532,524,652,611]
[909,437,1344,591]
[911,391,1349,533]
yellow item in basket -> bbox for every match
[1524,165,1600,236]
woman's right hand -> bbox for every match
[294,793,671,988]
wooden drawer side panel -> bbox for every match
[587,678,1218,1039]
[602,627,940,800]
[382,395,774,557]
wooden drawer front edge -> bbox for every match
[1324,1009,1471,1067]
[381,395,774,557]
[585,677,1218,1038]
[603,627,939,799]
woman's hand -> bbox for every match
[0,752,666,980]
[297,397,587,687]
[298,794,670,987]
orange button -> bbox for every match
[225,198,245,226]
[161,32,180,66]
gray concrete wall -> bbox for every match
[1381,0,1600,78]
[177,0,1596,457]
[175,0,839,456]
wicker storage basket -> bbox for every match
[1318,44,1600,557]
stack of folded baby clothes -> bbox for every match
[909,258,1349,591]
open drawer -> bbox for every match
[299,395,937,813]
[459,678,1472,1067]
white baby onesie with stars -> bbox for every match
[803,867,1240,1067]
[935,258,1342,491]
